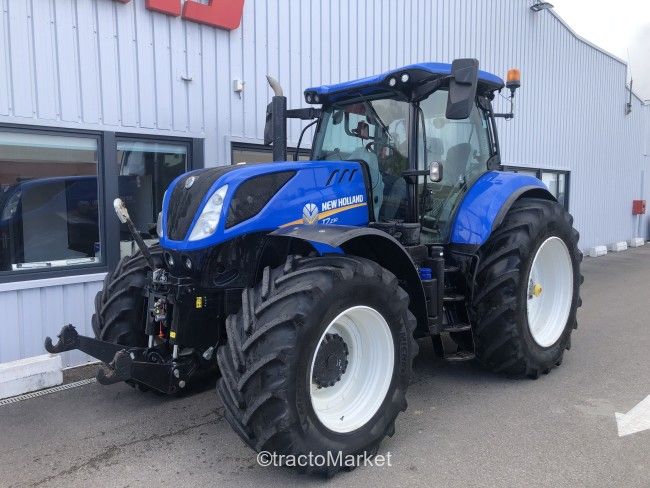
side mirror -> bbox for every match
[429,161,443,183]
[446,58,479,120]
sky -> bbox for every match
[550,0,650,100]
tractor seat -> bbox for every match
[427,137,444,162]
[442,143,471,187]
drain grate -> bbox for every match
[0,378,97,407]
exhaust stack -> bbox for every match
[264,76,288,162]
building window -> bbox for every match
[0,130,101,273]
[232,143,311,164]
[504,166,570,209]
[116,139,188,258]
[0,125,203,283]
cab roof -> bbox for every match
[305,62,504,106]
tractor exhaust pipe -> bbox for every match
[266,75,283,97]
[264,75,288,162]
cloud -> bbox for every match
[628,25,650,101]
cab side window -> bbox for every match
[419,91,490,186]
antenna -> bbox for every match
[625,49,633,115]
[626,79,633,115]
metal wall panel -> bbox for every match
[0,279,104,366]
[0,0,649,367]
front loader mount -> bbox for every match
[45,324,195,394]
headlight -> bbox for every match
[188,185,228,241]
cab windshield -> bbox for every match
[312,98,411,221]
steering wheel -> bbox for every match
[365,140,392,153]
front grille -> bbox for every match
[225,171,296,228]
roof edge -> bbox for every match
[534,4,650,102]
[543,7,626,65]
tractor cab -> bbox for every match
[306,61,507,244]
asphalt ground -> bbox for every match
[1,246,648,487]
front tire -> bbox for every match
[216,255,418,475]
[470,198,583,378]
[92,246,163,346]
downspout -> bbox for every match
[637,100,650,239]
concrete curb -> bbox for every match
[629,238,645,248]
[588,245,608,257]
[0,354,63,400]
[608,241,628,252]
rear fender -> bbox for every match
[451,171,556,246]
[269,225,428,333]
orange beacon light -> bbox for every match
[506,68,521,91]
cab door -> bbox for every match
[417,90,494,244]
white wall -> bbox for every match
[0,0,649,365]
[0,275,104,367]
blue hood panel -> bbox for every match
[159,161,370,252]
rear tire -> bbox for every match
[470,198,582,378]
[216,255,418,475]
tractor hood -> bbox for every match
[159,161,371,252]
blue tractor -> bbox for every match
[46,59,582,474]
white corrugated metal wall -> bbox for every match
[0,0,648,366]
[0,277,104,366]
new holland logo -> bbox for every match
[280,195,367,229]
[302,203,319,225]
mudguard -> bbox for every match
[271,225,428,330]
[450,171,555,246]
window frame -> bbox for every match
[231,142,311,164]
[0,123,203,284]
[0,124,106,283]
[503,165,570,209]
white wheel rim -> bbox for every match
[309,306,395,433]
[526,236,573,347]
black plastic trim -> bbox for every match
[492,185,557,231]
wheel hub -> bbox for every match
[529,282,543,298]
[312,333,349,388]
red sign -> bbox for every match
[633,200,646,215]
[116,0,245,30]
